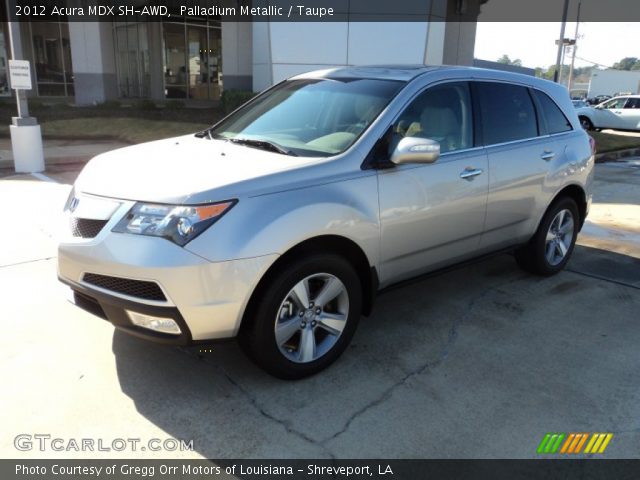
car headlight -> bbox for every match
[112,200,236,246]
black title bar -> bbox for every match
[5,0,640,22]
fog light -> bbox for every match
[127,311,181,335]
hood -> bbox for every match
[74,135,315,204]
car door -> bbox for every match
[377,81,489,286]
[617,97,640,130]
[593,97,628,129]
[474,81,558,251]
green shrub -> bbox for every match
[134,99,157,110]
[221,89,255,113]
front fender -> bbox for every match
[185,174,380,266]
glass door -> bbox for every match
[163,22,187,98]
[187,26,207,100]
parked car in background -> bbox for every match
[576,95,640,131]
[572,99,589,109]
[586,95,611,105]
[58,66,595,379]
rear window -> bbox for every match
[476,82,538,145]
[533,90,572,134]
[625,98,640,109]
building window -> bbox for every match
[163,17,222,100]
[29,21,73,96]
[114,22,150,98]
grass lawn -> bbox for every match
[590,131,640,154]
[35,117,210,144]
[0,102,220,144]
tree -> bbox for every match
[497,54,523,67]
[612,57,640,70]
[539,64,570,81]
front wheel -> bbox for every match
[515,197,579,276]
[239,254,362,379]
[579,116,594,131]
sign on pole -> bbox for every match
[8,60,32,90]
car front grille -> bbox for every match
[70,217,108,238]
[82,273,167,302]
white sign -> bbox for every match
[9,60,32,90]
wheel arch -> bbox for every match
[240,235,378,334]
[549,184,588,230]
[578,114,595,130]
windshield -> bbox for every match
[210,78,405,157]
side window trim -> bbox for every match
[469,81,484,148]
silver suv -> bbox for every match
[58,66,594,379]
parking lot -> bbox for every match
[1,156,639,459]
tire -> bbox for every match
[238,254,362,379]
[579,116,594,131]
[515,197,579,276]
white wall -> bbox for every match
[252,21,445,92]
[68,23,117,104]
[222,22,253,90]
[589,70,640,97]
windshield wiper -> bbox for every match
[194,128,212,139]
[229,138,298,156]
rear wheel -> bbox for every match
[239,254,362,379]
[515,197,579,276]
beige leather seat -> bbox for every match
[406,106,459,152]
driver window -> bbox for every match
[603,98,627,109]
[393,82,473,154]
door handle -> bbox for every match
[459,167,483,180]
[541,151,555,161]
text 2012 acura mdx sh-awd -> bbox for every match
[58,66,594,379]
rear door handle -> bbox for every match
[541,151,555,161]
[459,167,484,180]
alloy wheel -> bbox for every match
[274,273,349,363]
[545,209,575,266]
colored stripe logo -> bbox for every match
[537,433,613,454]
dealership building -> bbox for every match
[0,1,483,105]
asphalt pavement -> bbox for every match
[1,154,638,459]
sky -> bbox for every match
[474,23,638,70]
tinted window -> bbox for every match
[624,98,640,109]
[392,82,473,153]
[476,82,537,145]
[533,90,572,134]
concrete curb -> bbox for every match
[595,147,640,163]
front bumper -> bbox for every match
[58,218,278,342]
[61,276,194,345]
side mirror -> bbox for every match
[390,137,440,165]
